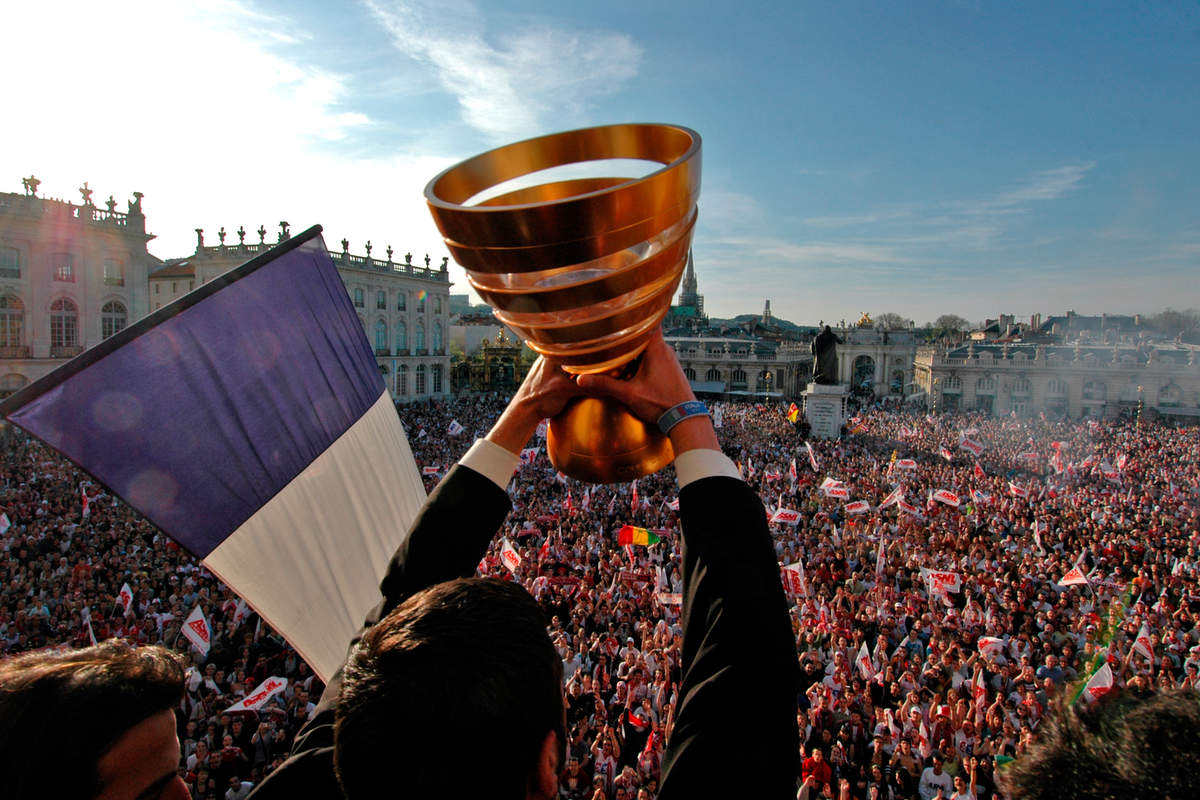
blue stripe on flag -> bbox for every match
[4,228,383,557]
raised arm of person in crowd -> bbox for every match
[578,330,799,798]
[251,357,582,799]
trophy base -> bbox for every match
[547,396,675,483]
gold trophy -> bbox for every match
[425,123,701,483]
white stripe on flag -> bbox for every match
[203,390,426,682]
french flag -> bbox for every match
[0,228,426,681]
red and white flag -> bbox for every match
[182,605,211,655]
[116,582,134,616]
[789,459,798,482]
[897,499,922,517]
[1079,454,1097,469]
[921,568,962,595]
[845,500,871,515]
[535,419,549,439]
[446,419,465,436]
[973,462,986,481]
[939,446,955,462]
[826,485,850,500]
[1008,482,1029,498]
[1131,623,1154,661]
[225,676,288,713]
[1080,663,1114,703]
[500,538,522,573]
[1116,453,1129,471]
[959,436,984,457]
[1058,566,1089,587]
[771,508,801,525]
[856,642,876,681]
[806,442,819,471]
[978,636,1006,658]
[970,489,991,505]
[233,598,252,626]
[932,489,961,508]
[875,539,886,577]
[519,448,539,466]
[879,486,905,510]
[781,562,808,597]
[819,476,844,492]
[631,481,640,514]
[895,458,918,471]
[763,469,782,482]
[421,465,440,476]
[81,485,91,518]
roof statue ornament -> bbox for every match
[21,175,40,197]
[195,228,204,249]
[341,238,349,253]
[79,182,94,206]
[424,253,431,268]
[856,311,873,328]
[105,195,117,213]
[237,225,246,245]
[218,227,227,245]
[129,192,143,214]
[405,252,412,265]
[386,245,394,263]
[365,241,373,258]
[441,256,449,271]
[257,225,267,244]
[278,221,290,242]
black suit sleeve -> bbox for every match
[249,464,512,799]
[658,476,799,799]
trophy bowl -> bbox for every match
[424,123,701,483]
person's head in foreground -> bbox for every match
[335,577,565,799]
[1000,688,1200,800]
[0,640,188,800]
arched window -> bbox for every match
[731,368,747,389]
[432,322,443,352]
[0,296,24,347]
[396,323,407,353]
[705,367,721,382]
[397,293,406,311]
[374,320,388,351]
[945,374,962,390]
[51,253,74,282]
[684,366,696,381]
[50,299,78,349]
[1012,377,1032,396]
[416,364,427,395]
[376,290,387,310]
[415,322,426,352]
[101,300,127,340]
[397,364,408,396]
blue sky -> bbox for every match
[4,0,1197,325]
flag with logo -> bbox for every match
[973,462,986,481]
[116,582,134,616]
[895,458,917,471]
[81,485,91,518]
[856,642,876,681]
[845,500,870,515]
[225,676,289,713]
[182,605,211,655]
[1009,482,1029,498]
[0,228,427,682]
[781,561,808,597]
[958,436,983,457]
[500,538,522,572]
[789,458,798,483]
[939,446,954,462]
[978,636,1006,658]
[1058,566,1089,587]
[806,442,819,471]
[1131,623,1154,661]
[447,419,465,436]
[879,486,904,510]
[771,507,801,525]
[519,448,538,467]
[932,489,961,508]
[1079,663,1114,704]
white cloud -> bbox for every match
[365,0,643,142]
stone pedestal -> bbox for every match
[802,382,848,439]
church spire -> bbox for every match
[678,249,701,312]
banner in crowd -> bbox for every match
[845,501,870,515]
[932,489,961,508]
[0,228,427,682]
[958,436,984,457]
[920,568,962,595]
[225,676,288,713]
[771,508,801,525]
[182,605,211,655]
[618,525,663,546]
[500,538,522,571]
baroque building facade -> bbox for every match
[150,226,452,402]
[914,342,1200,420]
[667,336,811,399]
[0,178,157,396]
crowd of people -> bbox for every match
[2,393,1198,799]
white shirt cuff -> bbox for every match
[459,438,520,490]
[674,448,742,488]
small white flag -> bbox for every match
[1131,623,1154,661]
[447,419,465,436]
[1080,663,1114,703]
[116,582,134,616]
[1058,566,1089,587]
[500,538,522,573]
[856,642,876,680]
[182,605,212,655]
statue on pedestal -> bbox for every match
[811,325,842,385]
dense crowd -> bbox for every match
[2,394,1198,799]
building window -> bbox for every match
[416,364,426,395]
[1012,377,1032,396]
[432,322,442,352]
[374,320,388,351]
[397,293,406,311]
[417,293,426,313]
[684,367,696,381]
[396,323,407,353]
[1047,378,1067,397]
[50,298,78,348]
[415,322,425,351]
[377,290,386,310]
[397,364,408,396]
[155,283,160,295]
[353,288,364,308]
[432,364,443,394]
[706,367,721,382]
[435,296,442,314]
[51,253,75,282]
[103,258,124,286]
[0,373,29,399]
[0,296,23,347]
[101,300,127,340]
[976,376,996,394]
[1082,380,1106,402]
[0,246,19,278]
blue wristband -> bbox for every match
[657,400,709,435]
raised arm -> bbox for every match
[579,331,799,798]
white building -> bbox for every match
[0,179,157,396]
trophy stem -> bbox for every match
[547,396,674,483]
